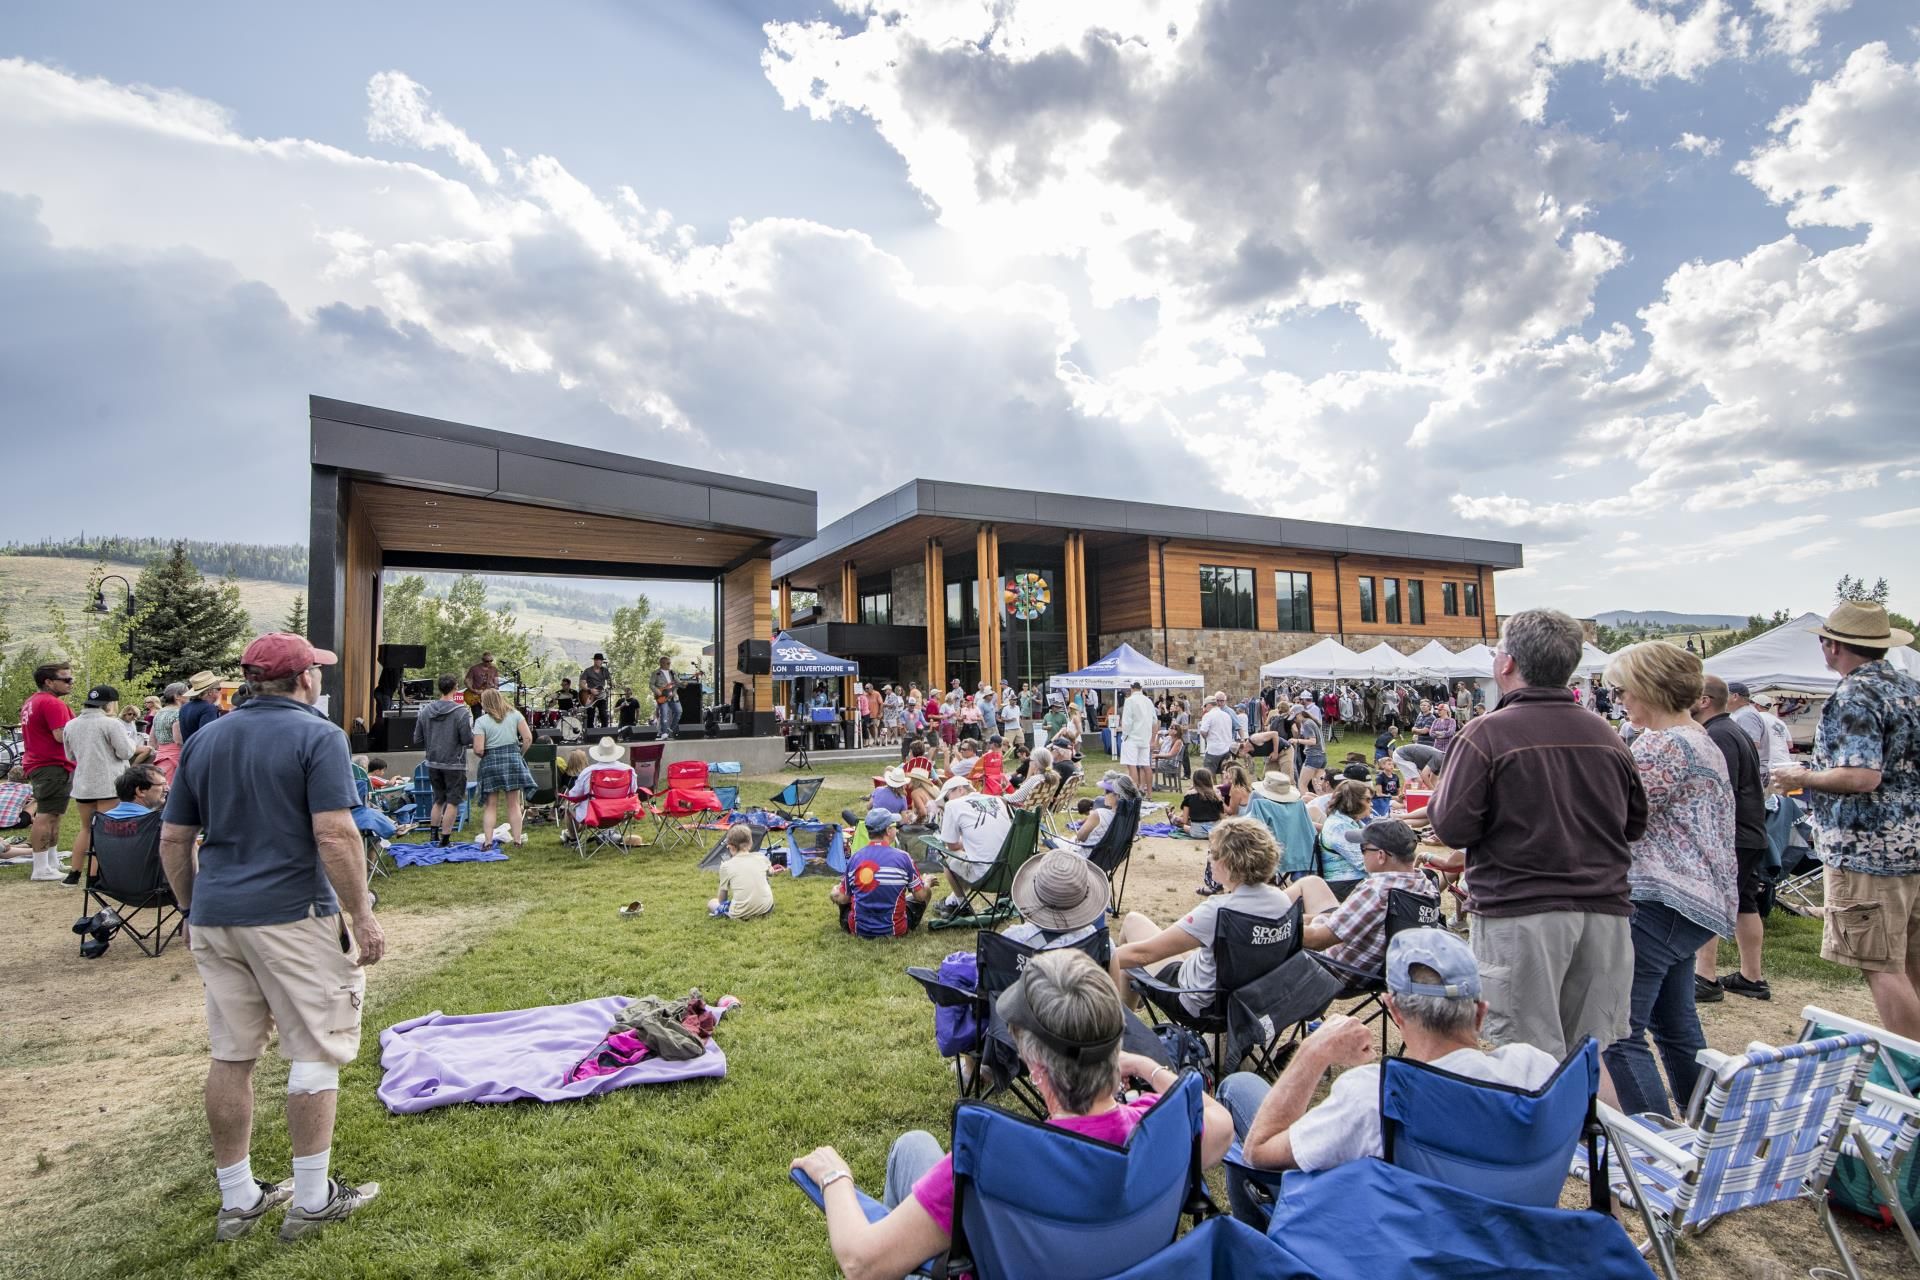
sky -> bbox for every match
[1,0,1917,620]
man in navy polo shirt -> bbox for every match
[161,633,387,1243]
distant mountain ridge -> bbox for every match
[1595,609,1749,629]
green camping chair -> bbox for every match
[930,806,1042,931]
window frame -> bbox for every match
[1383,577,1401,626]
[1442,582,1459,616]
[1357,575,1377,625]
[1407,579,1425,626]
[1464,581,1481,617]
[1199,564,1257,631]
[1273,570,1314,633]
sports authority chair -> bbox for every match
[82,809,183,957]
[577,766,648,858]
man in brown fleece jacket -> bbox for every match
[1427,609,1648,1058]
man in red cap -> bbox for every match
[160,633,387,1242]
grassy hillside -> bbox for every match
[0,557,708,669]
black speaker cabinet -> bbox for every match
[736,638,771,675]
[378,643,427,670]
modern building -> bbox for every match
[770,480,1522,694]
[307,396,814,737]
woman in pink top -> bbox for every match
[791,950,1232,1276]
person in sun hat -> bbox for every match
[868,764,912,817]
[60,682,151,884]
[1005,848,1112,950]
[160,632,383,1242]
[178,670,225,744]
[1248,768,1319,882]
[1773,600,1920,1038]
[791,947,1234,1279]
[563,737,636,843]
[1215,927,1558,1227]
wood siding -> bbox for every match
[1094,538,1157,634]
[722,558,772,717]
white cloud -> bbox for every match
[1790,537,1842,560]
[1754,0,1854,65]
[1675,131,1723,154]
[365,71,499,184]
[1860,507,1920,528]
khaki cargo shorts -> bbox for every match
[1822,866,1920,975]
[189,909,367,1064]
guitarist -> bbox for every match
[579,653,612,731]
[649,655,680,741]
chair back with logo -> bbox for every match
[663,759,722,816]
[584,765,642,826]
[85,808,183,957]
[975,751,1006,795]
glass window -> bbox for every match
[1383,577,1401,625]
[946,578,979,637]
[1408,580,1425,626]
[1357,576,1377,624]
[858,588,891,626]
[1464,581,1481,617]
[1274,570,1314,632]
[1442,582,1459,616]
[1199,565,1256,630]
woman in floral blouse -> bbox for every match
[1602,641,1738,1117]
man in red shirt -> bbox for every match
[21,661,76,882]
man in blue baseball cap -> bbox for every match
[1214,928,1561,1226]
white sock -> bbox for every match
[216,1157,262,1212]
[292,1149,332,1212]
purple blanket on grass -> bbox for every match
[377,995,727,1114]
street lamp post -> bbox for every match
[92,574,137,680]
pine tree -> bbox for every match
[605,595,670,694]
[128,542,250,684]
[284,594,308,636]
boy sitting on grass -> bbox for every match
[708,823,775,921]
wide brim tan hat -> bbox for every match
[1815,601,1914,649]
[588,737,625,763]
[880,766,910,789]
[1257,771,1301,802]
[1010,850,1111,932]
[185,670,220,696]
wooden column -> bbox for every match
[925,538,946,693]
[776,578,792,633]
[975,523,1001,690]
[840,560,859,715]
[1063,531,1088,672]
[722,558,773,735]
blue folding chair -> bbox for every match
[1227,1037,1608,1225]
[784,821,847,877]
[792,1071,1216,1280]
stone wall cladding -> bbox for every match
[818,580,841,623]
[892,562,927,626]
[1093,628,1483,694]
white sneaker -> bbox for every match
[29,852,64,881]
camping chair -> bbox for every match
[697,823,769,872]
[627,742,667,795]
[790,1071,1218,1280]
[904,753,934,777]
[653,759,723,848]
[929,807,1042,931]
[1226,1038,1611,1230]
[1775,847,1825,917]
[522,741,558,826]
[782,821,847,877]
[1152,751,1183,793]
[83,809,183,957]
[768,776,824,821]
[1084,793,1142,913]
[409,762,470,834]
[1316,883,1445,1054]
[577,766,647,858]
[975,750,1006,796]
[1129,900,1341,1081]
[355,803,398,886]
[1601,1031,1882,1280]
[1800,1006,1920,1265]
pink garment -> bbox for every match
[567,1030,652,1082]
[910,1094,1161,1234]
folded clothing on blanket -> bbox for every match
[378,994,730,1113]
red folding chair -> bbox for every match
[654,759,723,849]
[904,755,934,777]
[578,766,648,858]
[976,750,1006,796]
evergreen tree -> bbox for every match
[284,594,308,636]
[128,542,250,684]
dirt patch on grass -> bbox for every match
[0,873,516,1220]
[1123,836,1912,1279]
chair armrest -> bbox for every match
[1802,1004,1920,1062]
[1597,1103,1700,1174]
[1222,1140,1288,1187]
[1862,1081,1920,1117]
[1125,967,1212,1002]
[905,967,980,1009]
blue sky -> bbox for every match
[2,0,1916,619]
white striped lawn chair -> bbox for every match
[1799,1006,1920,1267]
[1600,1031,1880,1280]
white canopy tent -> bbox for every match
[1573,642,1613,679]
[1260,637,1376,681]
[1405,640,1459,679]
[1705,613,1920,695]
[1355,642,1421,679]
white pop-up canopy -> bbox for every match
[1417,643,1495,679]
[1354,642,1421,679]
[1049,641,1205,690]
[1260,637,1374,680]
[1405,640,1458,678]
[1573,642,1613,679]
[1705,613,1920,695]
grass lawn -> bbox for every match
[4,744,1890,1280]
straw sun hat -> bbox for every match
[1814,601,1914,649]
[1010,850,1111,931]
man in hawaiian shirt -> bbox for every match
[1774,602,1920,1038]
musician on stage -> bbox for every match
[615,687,641,731]
[554,677,577,714]
[580,653,612,731]
[650,654,680,740]
[464,651,500,710]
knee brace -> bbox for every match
[286,1060,341,1095]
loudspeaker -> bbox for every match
[736,638,771,675]
[379,643,427,670]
